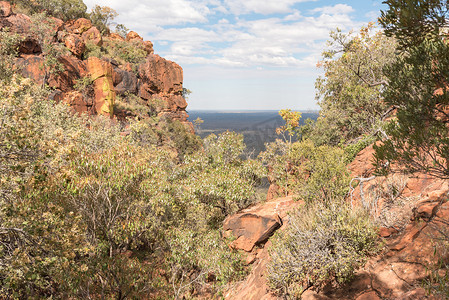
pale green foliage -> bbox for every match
[259,139,350,202]
[0,29,22,82]
[180,131,266,219]
[114,23,129,39]
[290,140,350,203]
[12,0,87,20]
[0,76,262,297]
[85,38,148,72]
[311,24,396,146]
[258,139,291,197]
[268,201,379,298]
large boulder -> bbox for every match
[224,196,301,299]
[64,34,85,57]
[138,54,183,98]
[63,90,93,114]
[143,40,154,55]
[0,13,31,34]
[81,26,102,46]
[108,32,125,41]
[16,55,46,85]
[0,1,12,17]
[66,18,92,34]
[222,196,299,252]
[126,31,143,42]
[53,55,88,92]
[87,57,116,116]
[112,67,138,95]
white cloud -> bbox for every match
[311,4,354,15]
[81,0,374,109]
[222,0,317,15]
[83,0,210,32]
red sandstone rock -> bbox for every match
[53,55,88,92]
[266,184,280,201]
[138,55,183,96]
[0,13,31,34]
[112,67,138,95]
[82,26,102,46]
[67,18,92,34]
[126,31,142,41]
[108,32,125,41]
[64,34,86,57]
[222,196,298,252]
[348,144,376,177]
[225,241,278,300]
[87,57,116,116]
[379,226,398,238]
[223,213,281,252]
[143,40,154,55]
[63,91,90,113]
[16,55,46,85]
[0,1,12,17]
[301,291,331,300]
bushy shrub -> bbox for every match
[0,29,22,82]
[289,139,351,203]
[267,201,380,298]
[260,138,350,202]
[12,0,87,21]
[85,38,148,72]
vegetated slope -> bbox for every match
[0,2,267,298]
[224,145,449,299]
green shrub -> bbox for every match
[0,75,262,298]
[290,139,351,203]
[267,201,380,298]
[12,0,87,21]
[0,29,23,82]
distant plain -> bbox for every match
[188,110,319,156]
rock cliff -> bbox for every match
[0,1,192,130]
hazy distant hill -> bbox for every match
[188,110,319,155]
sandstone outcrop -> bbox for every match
[87,57,115,116]
[64,33,86,57]
[82,26,102,46]
[224,196,301,299]
[0,5,192,124]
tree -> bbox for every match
[89,5,118,34]
[310,24,396,146]
[375,0,449,178]
[380,0,449,49]
[275,109,301,143]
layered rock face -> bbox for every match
[0,1,191,128]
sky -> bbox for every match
[83,0,386,111]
